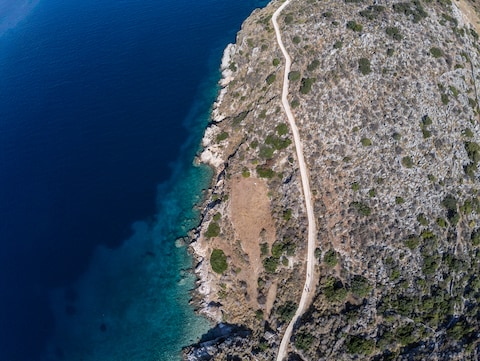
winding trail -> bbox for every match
[271,1,318,360]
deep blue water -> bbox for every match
[0,0,268,360]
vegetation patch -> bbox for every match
[300,78,316,94]
[359,5,385,20]
[210,249,228,274]
[393,1,428,23]
[401,156,413,168]
[324,249,338,267]
[345,335,374,355]
[347,20,363,32]
[205,222,220,238]
[386,26,403,40]
[266,73,276,85]
[216,131,229,142]
[430,47,443,58]
[350,201,371,216]
[358,58,371,75]
[288,70,301,81]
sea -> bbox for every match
[0,0,268,360]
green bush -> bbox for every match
[358,58,371,75]
[307,59,320,71]
[401,156,413,168]
[351,182,360,191]
[405,235,420,250]
[210,249,228,274]
[277,301,297,322]
[292,36,301,44]
[351,275,371,297]
[242,167,250,178]
[472,230,480,246]
[345,335,374,355]
[272,58,280,66]
[361,137,372,146]
[387,48,395,56]
[430,47,443,58]
[417,213,428,226]
[276,123,289,135]
[263,256,279,273]
[350,201,371,216]
[205,222,220,238]
[324,277,348,302]
[441,93,449,105]
[260,242,269,257]
[395,196,405,204]
[386,26,403,40]
[359,5,385,20]
[259,146,274,159]
[346,20,363,32]
[256,165,275,178]
[324,249,338,267]
[216,131,229,142]
[295,332,314,351]
[288,70,301,81]
[333,40,343,49]
[300,78,315,94]
[266,73,276,85]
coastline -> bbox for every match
[188,42,236,323]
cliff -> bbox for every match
[186,0,480,359]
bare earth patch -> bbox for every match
[457,0,480,33]
[229,175,276,310]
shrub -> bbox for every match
[350,201,371,216]
[359,5,385,20]
[345,335,374,355]
[401,156,413,168]
[352,182,360,191]
[386,26,403,40]
[417,213,428,226]
[324,277,347,302]
[441,93,449,105]
[288,70,301,81]
[358,58,371,75]
[471,230,480,246]
[395,196,405,204]
[295,332,314,351]
[333,40,343,49]
[324,249,338,267]
[361,137,372,146]
[242,167,250,178]
[259,146,274,159]
[300,78,315,94]
[430,47,443,58]
[216,131,229,142]
[387,48,394,56]
[210,249,228,274]
[292,36,301,44]
[277,301,297,322]
[346,20,363,32]
[256,165,275,178]
[266,73,276,85]
[263,256,278,273]
[260,243,269,257]
[351,275,371,297]
[276,123,289,135]
[405,235,420,250]
[272,58,280,66]
[205,222,220,238]
[307,59,320,71]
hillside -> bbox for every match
[185,0,480,360]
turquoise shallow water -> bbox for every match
[0,0,268,359]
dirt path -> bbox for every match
[271,1,318,360]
